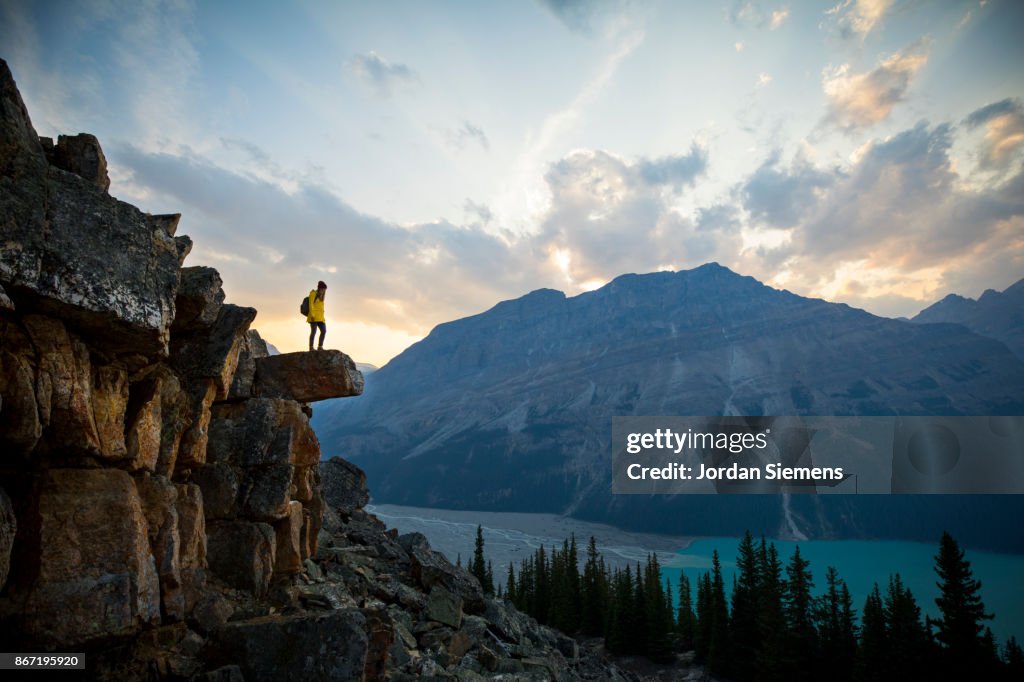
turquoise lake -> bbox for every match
[661,538,1024,646]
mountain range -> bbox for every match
[313,264,1024,551]
[912,278,1024,360]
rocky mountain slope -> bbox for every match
[316,264,1024,549]
[912,278,1024,360]
[0,60,631,681]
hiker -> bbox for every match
[306,281,327,351]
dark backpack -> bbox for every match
[300,295,310,316]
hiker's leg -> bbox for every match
[308,322,316,351]
[317,322,326,350]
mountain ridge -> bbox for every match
[912,277,1024,359]
[315,263,1024,550]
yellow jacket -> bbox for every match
[306,289,325,323]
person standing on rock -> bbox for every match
[307,281,327,351]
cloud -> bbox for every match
[538,0,629,34]
[822,42,929,130]
[443,121,490,151]
[770,8,791,29]
[634,144,708,188]
[111,144,530,336]
[464,199,493,225]
[347,51,418,97]
[757,72,773,87]
[764,121,1024,306]
[1,0,199,149]
[535,146,721,285]
[729,2,791,30]
[741,154,836,227]
[827,0,893,39]
[964,98,1024,170]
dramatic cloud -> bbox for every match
[823,42,929,130]
[535,146,722,285]
[768,121,1024,302]
[111,144,530,338]
[347,52,417,97]
[443,121,490,151]
[964,98,1024,170]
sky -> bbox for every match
[2,0,1023,366]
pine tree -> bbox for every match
[1004,636,1024,679]
[581,536,607,636]
[695,570,712,663]
[932,531,993,672]
[782,545,817,681]
[757,539,787,682]
[506,562,517,603]
[644,553,675,662]
[731,531,762,681]
[707,550,731,678]
[816,566,856,681]
[882,573,929,680]
[676,571,696,650]
[471,525,488,590]
[858,584,887,682]
[485,559,495,596]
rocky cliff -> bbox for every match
[0,60,622,681]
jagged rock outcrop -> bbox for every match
[39,133,110,190]
[1,60,187,357]
[0,60,359,651]
[320,455,369,515]
[0,59,637,681]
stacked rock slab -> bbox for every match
[200,341,361,596]
[0,58,364,651]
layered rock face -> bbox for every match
[1,60,618,681]
[0,61,357,659]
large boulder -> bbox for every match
[207,398,319,469]
[206,520,275,596]
[1,63,183,358]
[212,610,368,682]
[203,397,321,521]
[320,456,369,515]
[17,469,161,646]
[172,267,225,334]
[227,329,270,401]
[171,303,257,401]
[253,350,363,403]
[398,533,485,612]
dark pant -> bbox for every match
[309,321,326,350]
